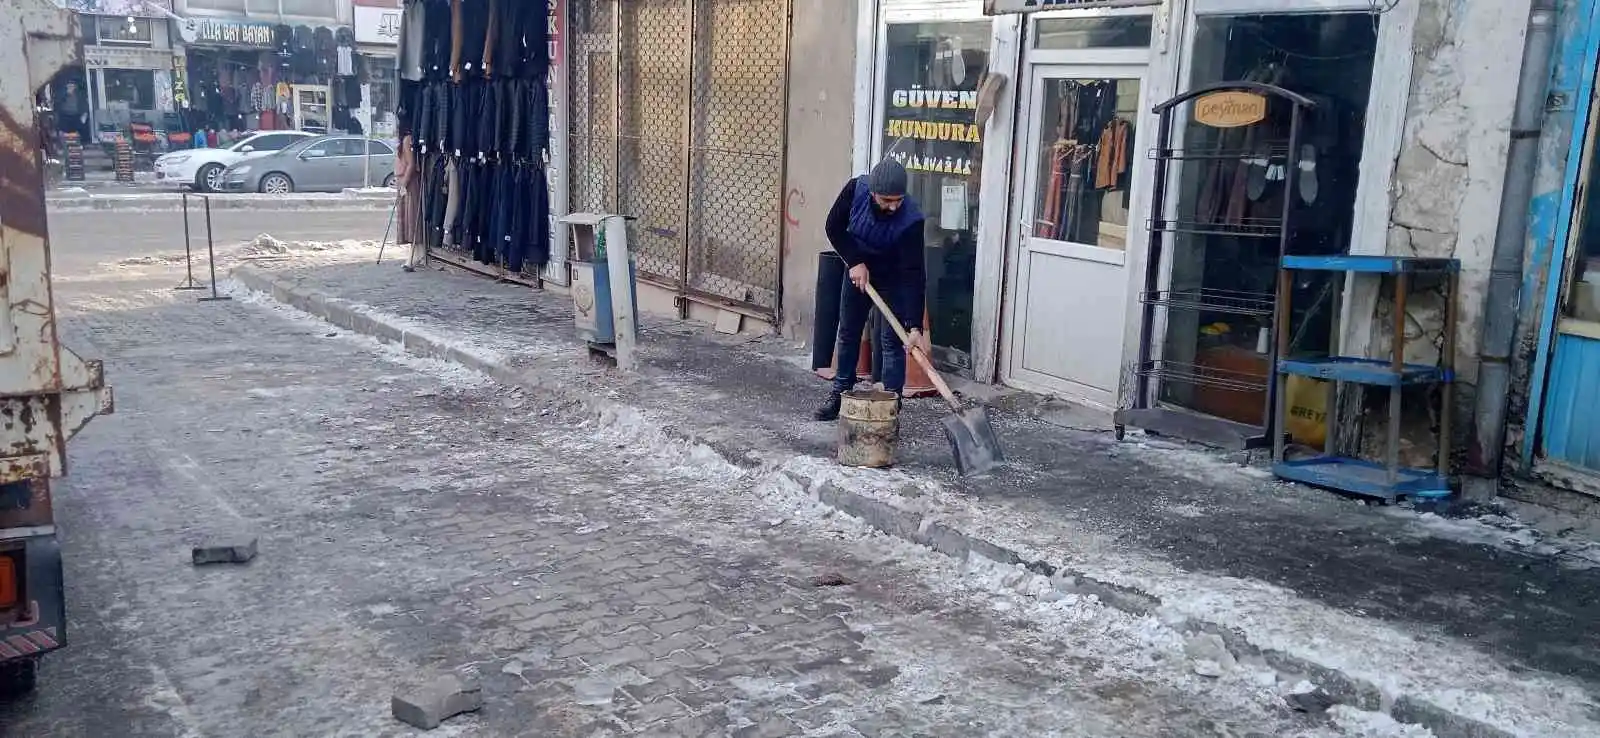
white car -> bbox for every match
[155,131,318,192]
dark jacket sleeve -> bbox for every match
[824,178,862,267]
[896,219,927,331]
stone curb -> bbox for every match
[231,265,1523,738]
[48,195,394,212]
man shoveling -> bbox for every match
[814,159,930,422]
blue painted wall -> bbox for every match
[1541,333,1600,467]
[1519,0,1600,469]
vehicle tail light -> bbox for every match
[0,554,15,611]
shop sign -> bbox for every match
[177,17,276,48]
[84,45,171,71]
[882,86,983,177]
[1193,91,1268,128]
[355,5,402,45]
[984,0,1160,15]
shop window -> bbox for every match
[103,69,156,110]
[1033,16,1152,50]
[1030,77,1139,249]
[1158,12,1376,422]
[1566,151,1600,323]
[184,0,249,11]
[880,20,992,369]
[279,0,338,18]
[96,16,153,46]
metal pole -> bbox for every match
[198,197,232,302]
[376,195,397,265]
[84,68,98,147]
[363,136,372,189]
[175,191,204,290]
[1467,0,1558,490]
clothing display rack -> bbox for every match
[394,0,552,281]
[1271,255,1458,501]
[1115,81,1315,449]
[1034,79,1134,246]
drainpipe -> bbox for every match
[1467,0,1560,493]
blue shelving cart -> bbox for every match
[1271,255,1459,501]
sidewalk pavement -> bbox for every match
[47,188,395,212]
[233,260,1600,737]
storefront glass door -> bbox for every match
[1006,64,1144,408]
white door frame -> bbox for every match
[1123,0,1419,411]
[855,1,1022,379]
[1000,60,1152,409]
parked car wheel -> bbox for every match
[259,173,294,194]
[382,173,396,188]
[195,163,225,193]
[0,657,38,696]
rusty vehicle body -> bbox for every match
[0,0,114,693]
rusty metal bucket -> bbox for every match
[836,389,899,468]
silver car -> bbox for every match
[220,135,397,194]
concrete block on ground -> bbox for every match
[191,537,258,565]
[392,673,483,729]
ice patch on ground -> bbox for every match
[1389,509,1600,570]
[227,282,491,391]
[1328,705,1438,737]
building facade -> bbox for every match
[538,0,1600,506]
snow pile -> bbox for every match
[111,236,380,271]
[234,234,378,259]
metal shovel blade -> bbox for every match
[940,406,1004,477]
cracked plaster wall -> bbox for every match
[1379,0,1532,389]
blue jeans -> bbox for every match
[833,276,907,394]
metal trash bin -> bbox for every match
[559,213,640,367]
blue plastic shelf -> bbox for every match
[1273,456,1452,501]
[1280,255,1459,274]
[1277,357,1453,386]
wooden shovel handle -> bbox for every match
[862,283,963,412]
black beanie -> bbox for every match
[868,159,908,197]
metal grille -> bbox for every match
[567,0,789,319]
[618,0,691,287]
[568,0,618,220]
[684,0,787,312]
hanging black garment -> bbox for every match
[507,164,531,271]
[426,155,449,250]
[314,26,337,77]
[489,162,515,266]
[450,81,470,155]
[526,165,551,269]
[458,0,490,80]
[492,0,525,79]
[524,80,548,159]
[519,0,548,82]
[474,81,496,160]
[423,0,451,81]
[467,160,495,262]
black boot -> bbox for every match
[813,391,842,421]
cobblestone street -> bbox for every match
[0,216,1401,735]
